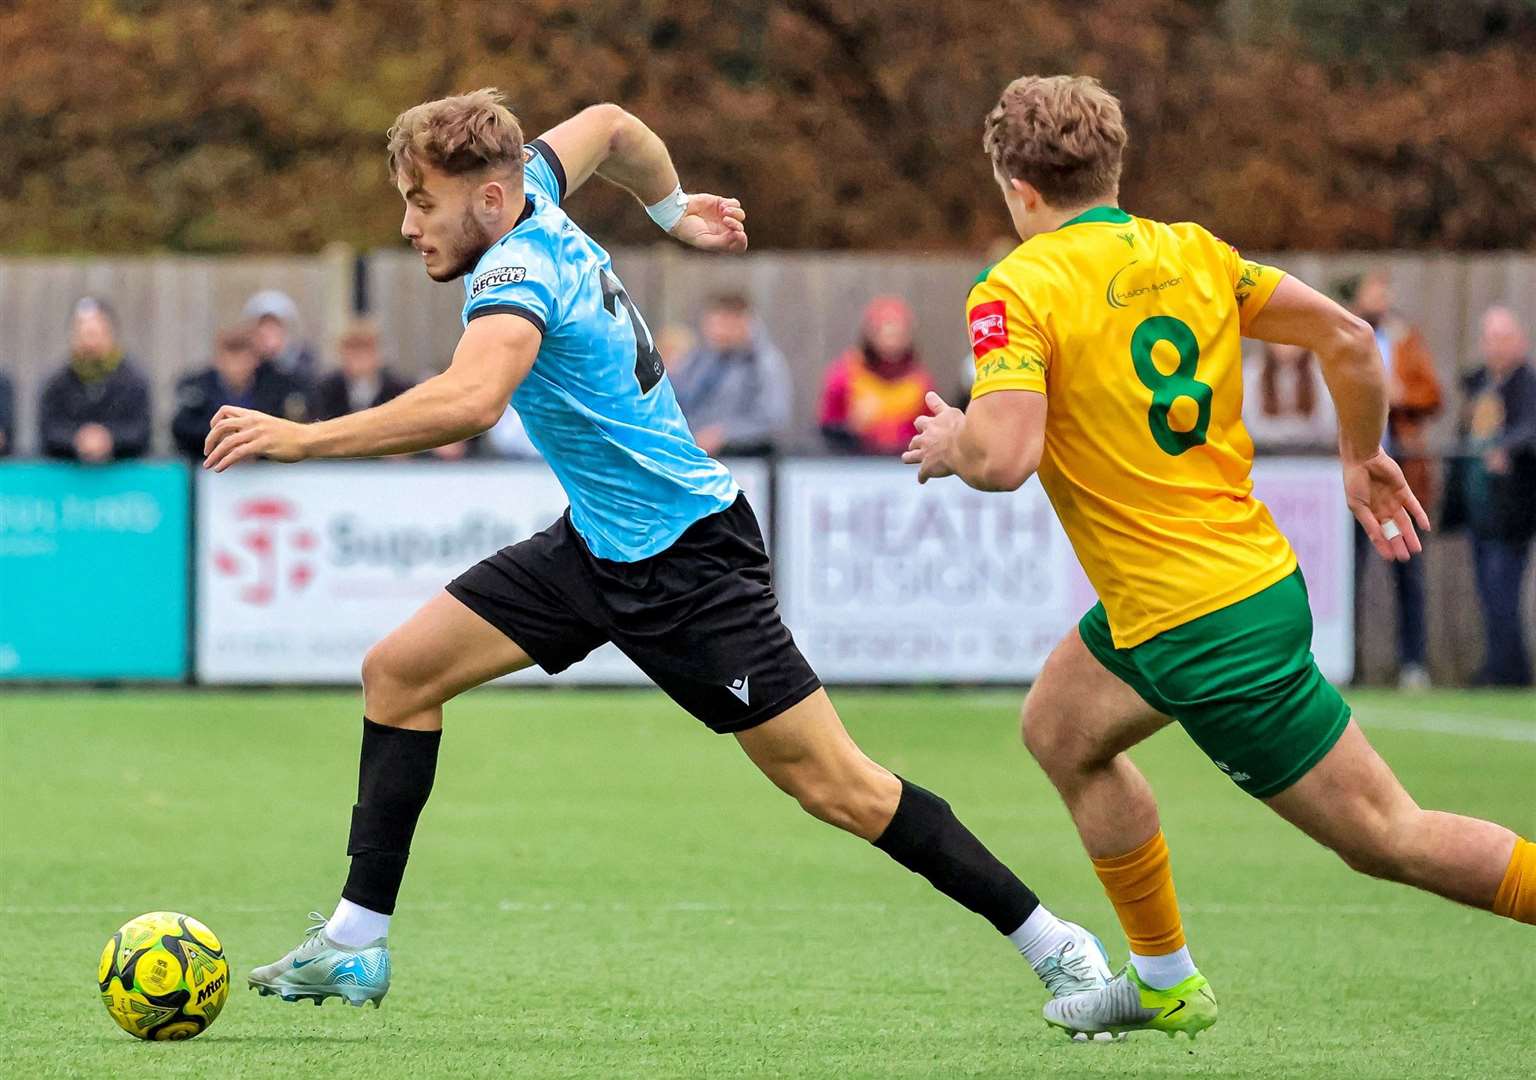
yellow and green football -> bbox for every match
[98,911,230,1040]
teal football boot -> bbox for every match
[248,912,390,1008]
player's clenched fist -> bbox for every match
[203,405,310,471]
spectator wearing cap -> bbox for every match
[171,325,310,459]
[310,319,413,421]
[0,369,14,456]
[243,289,319,387]
[820,296,936,455]
[38,297,152,463]
[1342,270,1442,689]
[1443,306,1536,687]
[669,294,791,457]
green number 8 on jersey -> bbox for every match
[1131,315,1212,456]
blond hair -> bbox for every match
[386,88,525,185]
[983,75,1128,207]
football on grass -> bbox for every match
[98,911,230,1040]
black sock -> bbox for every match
[872,777,1039,935]
[341,718,442,915]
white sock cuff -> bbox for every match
[326,897,391,948]
[1129,945,1196,990]
[1007,905,1073,968]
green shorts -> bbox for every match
[1078,568,1350,799]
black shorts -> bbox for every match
[445,493,821,734]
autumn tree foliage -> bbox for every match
[2,0,1533,254]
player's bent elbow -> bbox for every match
[1328,312,1377,369]
[978,454,1037,493]
[470,399,506,435]
[585,102,633,150]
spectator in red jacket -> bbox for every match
[819,296,935,455]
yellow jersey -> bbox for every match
[967,206,1294,647]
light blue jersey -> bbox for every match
[461,139,737,561]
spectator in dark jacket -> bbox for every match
[0,370,14,456]
[669,295,791,457]
[172,325,310,459]
[1443,306,1536,687]
[310,319,413,421]
[38,297,151,463]
[244,289,319,388]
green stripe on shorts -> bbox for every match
[1078,568,1350,798]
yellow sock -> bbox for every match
[1493,837,1536,925]
[1091,829,1187,955]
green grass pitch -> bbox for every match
[2,687,1532,1078]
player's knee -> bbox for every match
[1331,812,1417,883]
[788,770,895,840]
[361,639,429,724]
[1021,694,1082,774]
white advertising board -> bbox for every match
[196,460,769,685]
[776,458,1354,683]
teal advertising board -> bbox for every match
[0,462,189,679]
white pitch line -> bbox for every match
[0,899,1420,918]
[1353,711,1536,744]
[950,694,1535,745]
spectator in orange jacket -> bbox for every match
[820,296,935,455]
[1341,270,1443,688]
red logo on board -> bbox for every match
[968,300,1008,358]
[212,498,319,606]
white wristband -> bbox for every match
[645,185,688,233]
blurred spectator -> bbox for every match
[1443,307,1536,687]
[1242,343,1336,450]
[0,369,14,457]
[311,319,412,421]
[655,324,695,378]
[669,294,791,457]
[428,438,478,462]
[171,325,309,459]
[243,289,319,386]
[820,296,935,455]
[38,297,151,463]
[1342,271,1441,688]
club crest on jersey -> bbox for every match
[968,300,1009,358]
[470,266,527,297]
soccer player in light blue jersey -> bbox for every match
[205,89,1111,1015]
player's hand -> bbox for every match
[902,391,964,484]
[671,194,747,253]
[1343,447,1430,562]
[203,406,311,472]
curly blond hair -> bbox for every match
[386,88,525,185]
[983,75,1128,207]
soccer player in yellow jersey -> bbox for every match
[905,75,1536,1040]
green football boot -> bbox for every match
[248,912,390,1008]
[1042,962,1216,1040]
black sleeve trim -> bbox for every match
[527,138,568,203]
[468,303,547,334]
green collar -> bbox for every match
[1056,206,1131,229]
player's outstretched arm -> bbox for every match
[203,314,538,471]
[1244,275,1429,561]
[902,390,1046,491]
[535,104,746,252]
